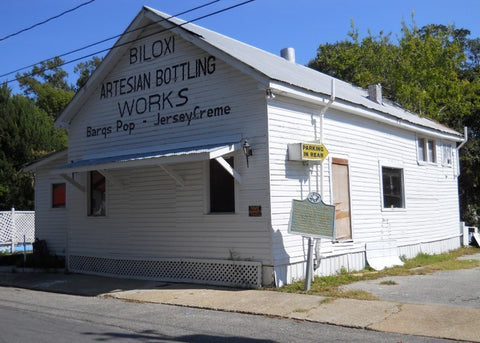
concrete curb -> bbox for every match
[105,288,480,342]
[1,268,479,342]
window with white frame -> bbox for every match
[381,166,405,209]
[417,137,436,163]
[442,143,453,166]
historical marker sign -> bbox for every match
[289,192,335,239]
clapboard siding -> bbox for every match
[324,108,460,245]
[68,27,264,161]
[267,96,461,283]
[68,158,272,263]
[268,99,323,266]
[34,162,68,255]
[65,29,273,267]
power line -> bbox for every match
[4,0,255,86]
[0,0,96,43]
[0,0,220,79]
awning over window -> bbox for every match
[53,142,238,174]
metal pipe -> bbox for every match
[304,237,314,291]
[318,79,335,196]
[457,126,468,149]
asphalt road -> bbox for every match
[0,286,458,343]
[342,257,480,308]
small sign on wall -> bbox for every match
[288,142,329,162]
[249,205,262,217]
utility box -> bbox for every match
[288,142,329,162]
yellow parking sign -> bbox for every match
[301,143,329,162]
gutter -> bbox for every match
[268,82,464,142]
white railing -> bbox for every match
[0,208,35,253]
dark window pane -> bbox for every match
[210,157,235,212]
[382,167,404,208]
[90,171,106,216]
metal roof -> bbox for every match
[56,6,463,140]
[145,7,462,139]
[53,142,238,174]
[22,149,67,172]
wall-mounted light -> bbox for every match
[243,139,253,168]
[266,88,275,99]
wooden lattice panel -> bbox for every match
[69,255,262,288]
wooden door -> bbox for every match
[332,158,352,240]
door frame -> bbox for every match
[329,156,354,241]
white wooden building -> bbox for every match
[25,7,465,288]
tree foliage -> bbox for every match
[308,18,480,225]
[0,55,101,209]
[16,56,75,119]
[0,84,67,209]
[74,56,102,90]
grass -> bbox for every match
[275,246,480,300]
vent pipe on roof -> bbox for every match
[280,47,295,63]
[368,83,382,104]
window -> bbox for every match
[52,183,66,208]
[382,167,405,209]
[89,171,106,216]
[442,143,453,166]
[210,157,235,212]
[417,137,436,163]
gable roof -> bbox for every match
[56,6,463,141]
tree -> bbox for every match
[16,56,75,119]
[74,56,103,90]
[308,19,480,226]
[0,56,102,209]
[0,84,67,209]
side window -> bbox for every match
[417,137,436,163]
[382,167,405,209]
[89,171,106,216]
[417,138,426,161]
[210,157,235,213]
[442,143,453,166]
[52,183,66,208]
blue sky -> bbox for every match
[1,0,479,94]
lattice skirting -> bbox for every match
[68,255,262,288]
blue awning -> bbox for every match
[53,142,238,174]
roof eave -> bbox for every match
[23,149,68,172]
[55,7,151,127]
[268,81,463,142]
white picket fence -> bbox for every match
[0,208,35,253]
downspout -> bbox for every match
[456,126,468,176]
[317,78,335,195]
[457,126,468,149]
[314,79,335,271]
